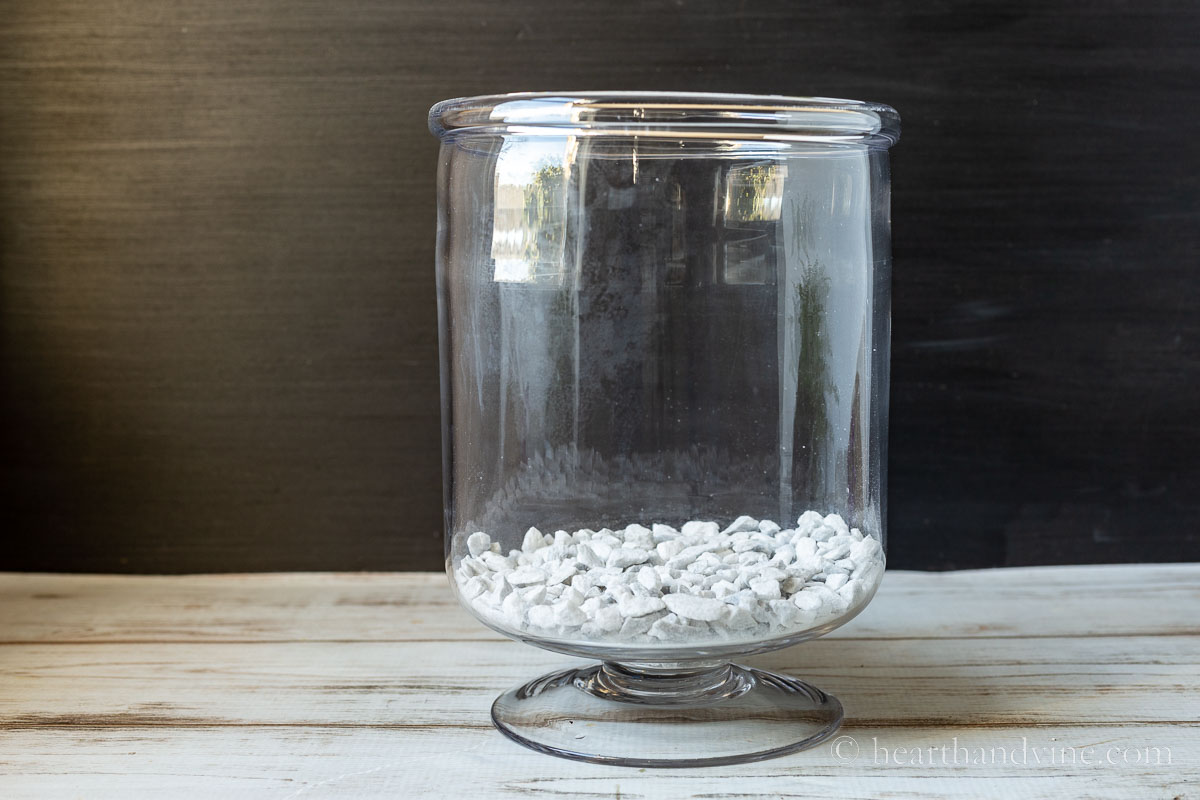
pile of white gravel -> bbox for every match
[453,511,884,644]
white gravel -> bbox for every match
[454,511,884,644]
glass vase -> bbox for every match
[429,91,900,766]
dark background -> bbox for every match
[1,0,1196,573]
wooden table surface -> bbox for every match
[1,565,1196,798]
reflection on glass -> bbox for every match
[792,258,836,495]
[724,163,786,222]
[492,138,574,284]
[721,162,786,285]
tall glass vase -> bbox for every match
[430,92,899,766]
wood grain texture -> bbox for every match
[1,1,1198,571]
[3,637,1198,727]
[2,565,1198,642]
[0,567,1196,798]
[0,726,1194,800]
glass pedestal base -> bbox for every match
[490,661,843,767]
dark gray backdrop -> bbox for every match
[1,0,1197,572]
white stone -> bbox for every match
[850,537,882,563]
[662,593,726,621]
[720,515,760,535]
[790,606,818,629]
[552,601,587,627]
[838,578,865,605]
[737,551,767,567]
[461,576,487,600]
[711,579,738,598]
[620,612,659,636]
[805,583,849,614]
[590,540,614,561]
[637,565,661,592]
[796,510,825,533]
[656,539,685,561]
[622,524,654,548]
[732,538,763,553]
[594,604,623,632]
[501,590,526,620]
[522,527,547,552]
[647,614,690,640]
[607,569,636,586]
[823,513,850,537]
[811,525,837,543]
[749,577,782,599]
[466,531,491,558]
[770,544,796,566]
[479,551,512,572]
[651,523,679,542]
[527,605,555,628]
[666,542,721,570]
[506,567,546,587]
[781,576,806,594]
[576,543,605,569]
[607,547,650,569]
[794,553,826,573]
[608,584,634,602]
[680,520,720,539]
[723,605,759,629]
[618,595,666,617]
[768,599,803,628]
[792,591,825,614]
[546,562,577,586]
[822,542,852,561]
[857,561,884,589]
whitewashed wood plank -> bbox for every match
[0,725,1193,800]
[1,565,1197,643]
[1,567,1196,798]
[0,637,1195,727]
[0,572,457,643]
